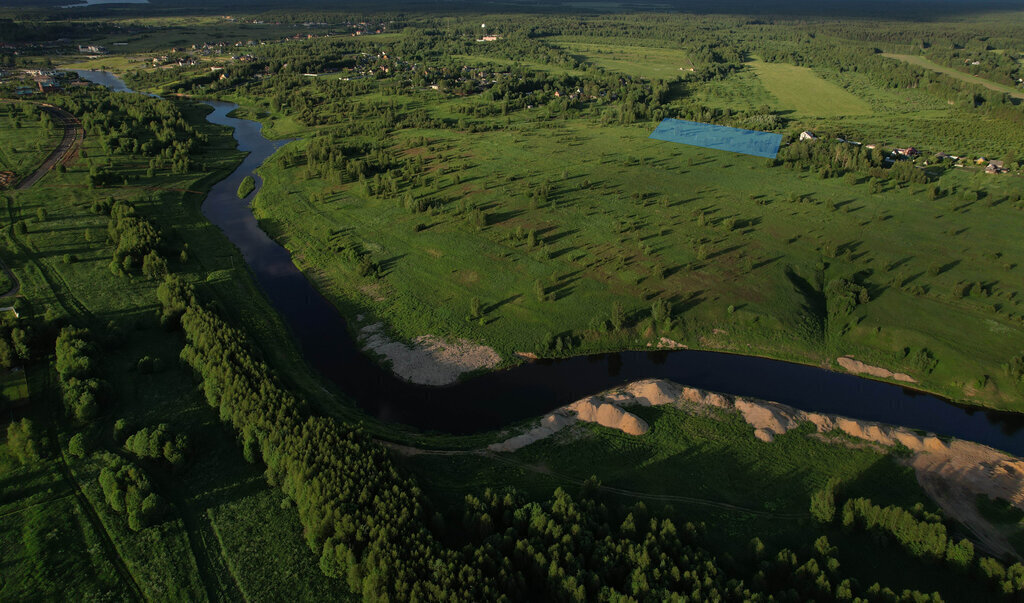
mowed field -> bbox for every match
[551,40,694,80]
[747,60,873,117]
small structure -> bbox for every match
[986,160,1006,174]
[799,131,817,141]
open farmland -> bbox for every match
[748,60,873,117]
[551,40,694,79]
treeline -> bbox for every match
[812,481,1024,597]
[157,273,959,600]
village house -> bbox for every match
[986,160,1006,174]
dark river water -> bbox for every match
[70,69,1024,453]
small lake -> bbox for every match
[71,69,1024,454]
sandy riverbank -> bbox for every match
[359,323,501,386]
[488,378,1024,557]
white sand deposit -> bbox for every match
[359,323,501,386]
[486,380,685,453]
[837,355,916,383]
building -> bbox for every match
[37,78,59,93]
[986,160,1006,174]
[799,131,817,141]
[894,147,919,158]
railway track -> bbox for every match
[15,103,83,190]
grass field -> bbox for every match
[747,60,873,117]
[550,40,694,80]
[251,82,1024,410]
[1,368,29,409]
[0,108,60,180]
[883,53,1024,101]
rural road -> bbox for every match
[15,104,83,190]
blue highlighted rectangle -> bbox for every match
[649,118,782,159]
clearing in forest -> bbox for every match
[748,60,872,117]
[552,40,694,80]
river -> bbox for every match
[69,69,1024,453]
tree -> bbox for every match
[810,480,837,523]
[611,301,626,331]
[68,433,88,458]
[651,298,670,324]
[7,419,46,463]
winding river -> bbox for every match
[71,69,1024,453]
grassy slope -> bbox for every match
[252,81,1024,409]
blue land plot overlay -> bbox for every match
[649,118,783,159]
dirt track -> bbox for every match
[15,104,83,190]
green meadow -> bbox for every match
[551,39,695,79]
[0,108,59,181]
[747,60,873,117]
[252,80,1024,410]
[2,8,1024,598]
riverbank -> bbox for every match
[487,377,1024,558]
